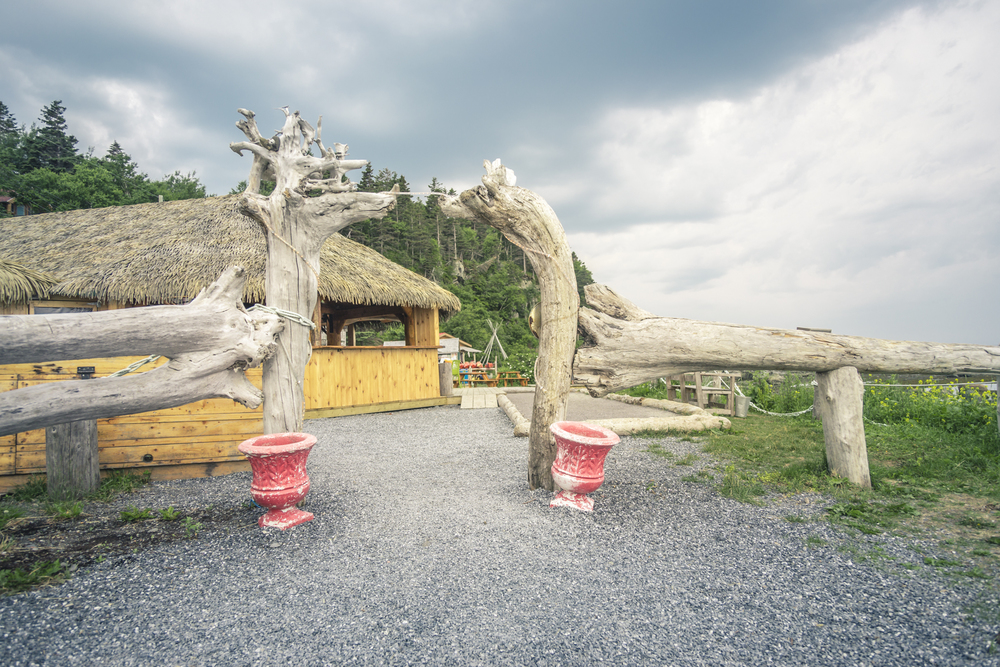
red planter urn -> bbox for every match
[549,421,620,512]
[238,432,317,530]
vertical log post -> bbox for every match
[45,420,99,499]
[231,108,396,434]
[814,366,871,488]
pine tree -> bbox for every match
[25,100,78,172]
[103,141,154,204]
[0,102,17,137]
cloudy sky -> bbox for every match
[2,0,997,345]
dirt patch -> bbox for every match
[896,493,1000,561]
[0,504,253,573]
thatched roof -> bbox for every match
[0,195,460,311]
[0,258,57,305]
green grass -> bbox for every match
[43,500,84,520]
[91,470,151,502]
[629,373,999,586]
[120,506,154,522]
[158,506,181,521]
[0,561,69,594]
[0,503,26,530]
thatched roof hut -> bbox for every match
[0,195,460,311]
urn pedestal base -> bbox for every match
[550,489,596,512]
[238,432,317,531]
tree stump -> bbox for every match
[814,367,871,488]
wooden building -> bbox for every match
[0,195,461,490]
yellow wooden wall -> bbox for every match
[0,356,262,484]
[0,344,442,489]
[304,346,440,409]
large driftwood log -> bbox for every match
[814,367,871,488]
[441,160,578,491]
[0,266,283,437]
[575,284,1000,395]
[231,108,396,433]
[1,266,278,365]
[574,284,1000,486]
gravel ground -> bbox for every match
[1,405,997,666]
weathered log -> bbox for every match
[575,284,1000,395]
[232,108,396,433]
[441,160,578,491]
[46,420,98,499]
[0,265,276,365]
[0,266,283,437]
[814,367,871,488]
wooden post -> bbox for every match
[231,108,396,434]
[813,367,871,488]
[46,420,98,499]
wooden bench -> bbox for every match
[665,372,740,415]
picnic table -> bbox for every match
[457,369,497,388]
[496,371,529,387]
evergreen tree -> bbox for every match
[24,100,78,172]
[0,102,17,137]
[103,141,154,205]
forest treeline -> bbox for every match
[0,100,207,214]
[1,101,595,372]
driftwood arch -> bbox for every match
[445,160,1000,491]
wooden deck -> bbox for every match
[454,387,504,409]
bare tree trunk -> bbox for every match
[575,284,1000,395]
[1,266,275,365]
[573,284,1000,486]
[0,266,283,437]
[815,367,871,488]
[441,160,578,490]
[231,108,396,433]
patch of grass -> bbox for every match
[43,500,83,520]
[805,535,827,548]
[3,477,47,502]
[718,465,767,503]
[924,556,963,568]
[958,514,997,530]
[0,503,26,530]
[785,515,808,523]
[0,561,68,595]
[158,506,181,521]
[675,453,699,466]
[825,500,916,535]
[119,506,154,523]
[92,470,151,502]
[632,429,673,440]
[643,441,675,461]
[181,517,203,539]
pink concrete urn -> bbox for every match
[549,421,620,512]
[238,432,316,530]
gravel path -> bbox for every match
[1,405,997,666]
